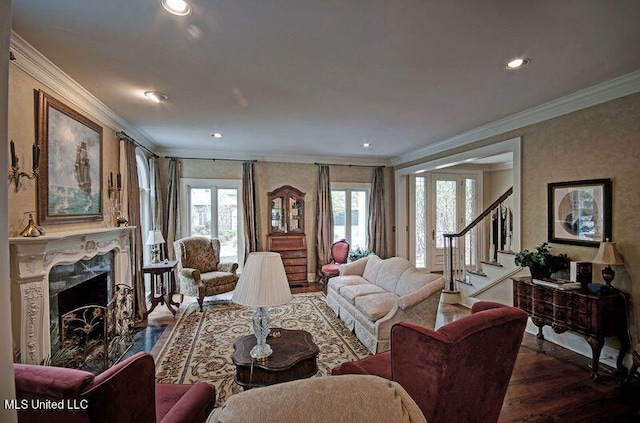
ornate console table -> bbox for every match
[512,276,630,380]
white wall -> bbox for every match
[1,1,18,421]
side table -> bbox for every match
[232,328,319,389]
[143,260,180,318]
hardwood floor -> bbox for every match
[143,284,640,422]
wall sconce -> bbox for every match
[108,171,122,199]
[8,139,40,192]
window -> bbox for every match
[135,150,152,264]
[331,183,369,250]
[181,179,243,266]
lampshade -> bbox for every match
[592,240,624,266]
[145,229,166,246]
[233,252,292,307]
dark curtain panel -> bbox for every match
[122,138,147,320]
[165,158,181,260]
[368,166,387,258]
[242,161,259,263]
[315,165,334,280]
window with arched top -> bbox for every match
[135,149,152,264]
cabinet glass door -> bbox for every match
[289,197,303,232]
[271,197,285,232]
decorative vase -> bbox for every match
[530,266,551,280]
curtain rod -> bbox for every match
[314,162,385,168]
[165,156,257,163]
[117,131,159,158]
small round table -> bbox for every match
[232,328,319,389]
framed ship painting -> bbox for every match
[37,90,103,224]
[547,178,611,247]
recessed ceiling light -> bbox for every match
[144,91,168,103]
[505,57,530,70]
[212,133,223,139]
[362,142,371,148]
[161,0,192,16]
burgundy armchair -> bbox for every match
[14,352,215,423]
[332,301,528,423]
[320,239,350,285]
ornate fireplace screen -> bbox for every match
[108,284,135,360]
[57,284,134,372]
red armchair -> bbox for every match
[332,301,528,423]
[14,352,215,423]
[320,239,350,285]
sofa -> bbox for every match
[174,237,239,311]
[326,254,445,353]
[208,374,426,423]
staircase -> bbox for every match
[457,250,520,307]
[443,187,520,307]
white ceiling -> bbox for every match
[10,0,640,164]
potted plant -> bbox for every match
[514,242,570,280]
[348,247,372,262]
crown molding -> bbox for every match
[392,69,640,166]
[158,147,392,167]
[9,31,157,150]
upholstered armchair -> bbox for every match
[174,237,239,311]
[332,301,528,423]
[14,352,215,423]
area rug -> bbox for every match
[155,292,371,406]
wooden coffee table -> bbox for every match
[232,328,319,389]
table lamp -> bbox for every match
[146,229,165,263]
[592,239,624,290]
[232,252,292,361]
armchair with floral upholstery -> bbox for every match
[174,237,239,311]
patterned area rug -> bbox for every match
[155,292,370,406]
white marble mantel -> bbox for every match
[9,226,136,364]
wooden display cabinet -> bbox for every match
[268,185,307,286]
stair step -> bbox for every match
[456,278,473,287]
[481,260,504,268]
[467,270,487,277]
[498,250,515,255]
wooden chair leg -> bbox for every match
[198,296,204,312]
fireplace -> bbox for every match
[9,227,136,365]
[50,256,112,370]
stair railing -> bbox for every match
[443,187,513,292]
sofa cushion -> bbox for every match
[374,258,413,292]
[183,238,218,272]
[362,255,385,283]
[328,275,369,292]
[340,284,387,304]
[200,271,238,286]
[355,292,399,321]
[395,270,443,297]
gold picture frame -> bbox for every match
[37,90,103,225]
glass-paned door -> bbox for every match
[426,173,479,272]
[331,186,369,250]
[184,180,242,266]
[217,188,238,263]
[414,176,428,267]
